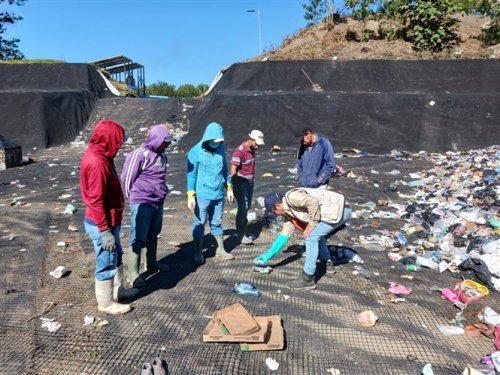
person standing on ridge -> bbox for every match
[230,130,265,245]
[80,119,138,315]
[187,122,234,264]
[297,128,335,189]
[121,124,174,289]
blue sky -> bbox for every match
[1,0,341,87]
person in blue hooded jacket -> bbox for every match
[297,128,335,189]
[187,122,235,264]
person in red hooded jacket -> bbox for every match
[80,119,137,315]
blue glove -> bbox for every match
[100,230,116,252]
[253,234,290,265]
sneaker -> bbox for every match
[288,273,317,290]
[325,259,336,274]
[240,234,254,245]
[141,363,153,375]
[152,357,166,375]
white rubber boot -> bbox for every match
[95,278,131,315]
[113,265,139,301]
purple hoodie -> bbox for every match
[121,125,172,205]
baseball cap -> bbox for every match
[249,130,265,146]
[264,192,283,216]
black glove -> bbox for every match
[100,230,116,252]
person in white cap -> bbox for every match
[230,130,265,245]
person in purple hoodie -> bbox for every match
[121,124,174,288]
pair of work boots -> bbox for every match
[95,265,138,315]
[192,235,234,265]
[127,241,170,288]
[141,357,166,375]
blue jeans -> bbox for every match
[192,197,224,238]
[303,208,352,276]
[232,176,253,232]
[129,203,163,250]
[84,219,122,281]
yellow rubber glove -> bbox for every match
[187,190,196,212]
[226,184,234,204]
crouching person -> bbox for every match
[254,188,351,290]
[121,124,173,288]
[80,120,138,315]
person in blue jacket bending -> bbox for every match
[297,128,335,189]
[186,122,235,265]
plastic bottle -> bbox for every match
[415,256,438,270]
[232,282,260,297]
[354,265,370,279]
[400,264,422,272]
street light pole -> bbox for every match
[246,9,262,55]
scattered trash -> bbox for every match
[63,204,77,214]
[265,357,279,371]
[354,265,371,279]
[68,224,78,232]
[253,265,273,274]
[453,279,489,304]
[232,282,261,297]
[270,145,281,152]
[49,266,68,279]
[422,363,434,375]
[58,194,72,200]
[41,317,61,332]
[358,310,378,327]
[438,325,464,336]
[388,282,412,295]
[84,315,95,325]
[400,264,422,272]
[262,172,274,177]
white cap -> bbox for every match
[249,130,265,146]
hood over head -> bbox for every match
[144,124,174,153]
[201,122,225,144]
[89,120,125,159]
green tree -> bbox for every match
[302,0,327,26]
[196,83,209,96]
[385,0,460,52]
[145,81,176,97]
[0,0,26,60]
[175,84,198,98]
[481,1,500,46]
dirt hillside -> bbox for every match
[256,14,499,61]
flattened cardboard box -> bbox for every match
[240,316,284,351]
[212,303,259,336]
[203,316,270,343]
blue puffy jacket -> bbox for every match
[187,122,230,200]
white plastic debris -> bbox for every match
[41,318,61,332]
[265,357,279,371]
[84,315,95,325]
[429,100,436,106]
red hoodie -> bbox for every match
[80,120,125,231]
